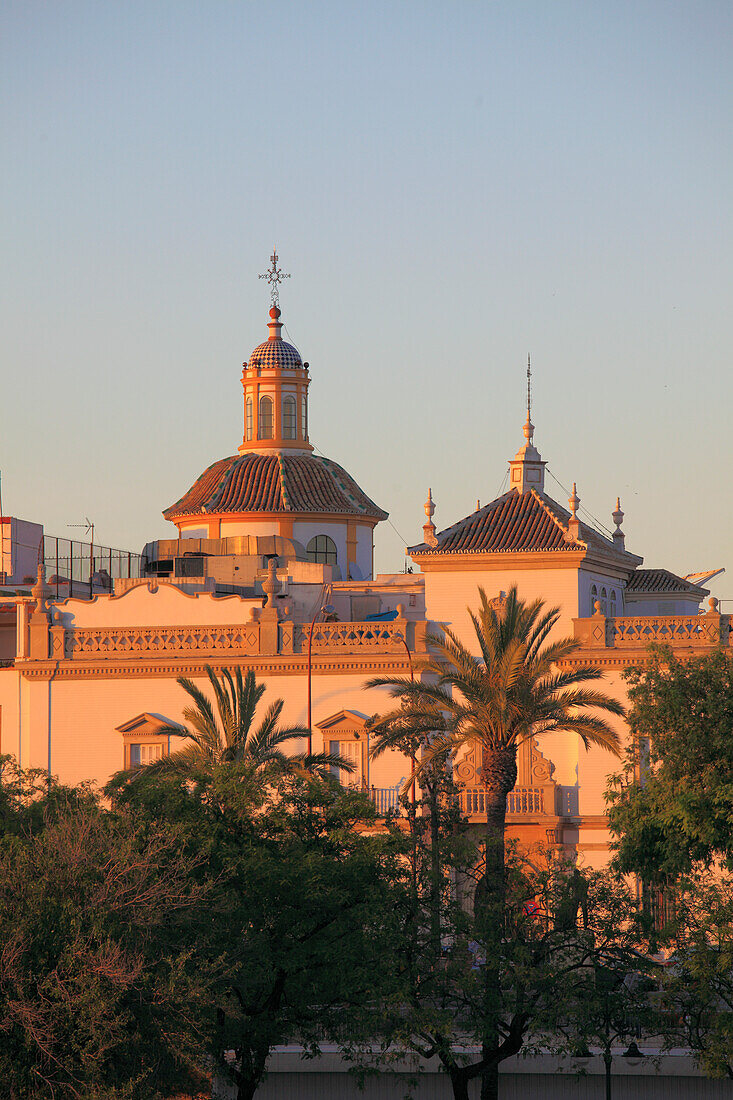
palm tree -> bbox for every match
[133,665,353,781]
[370,585,623,859]
[367,585,624,1100]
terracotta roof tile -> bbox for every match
[626,568,708,596]
[408,488,634,559]
[164,453,387,522]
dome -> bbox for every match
[247,338,302,369]
[164,452,388,523]
[245,305,303,369]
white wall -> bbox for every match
[579,569,625,617]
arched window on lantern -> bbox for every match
[301,393,308,440]
[307,535,338,566]
[246,398,253,440]
[283,396,296,440]
[259,396,273,440]
[590,584,598,614]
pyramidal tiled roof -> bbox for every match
[408,488,635,558]
[626,568,708,596]
[164,453,387,522]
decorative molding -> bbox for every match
[455,738,559,818]
[19,654,415,682]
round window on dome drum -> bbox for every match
[307,535,338,566]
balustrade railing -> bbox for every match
[65,623,261,658]
[295,619,412,653]
[369,787,401,815]
[575,611,730,649]
[460,787,545,816]
[32,617,426,662]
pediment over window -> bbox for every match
[115,713,170,738]
[315,710,370,740]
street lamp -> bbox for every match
[306,594,335,755]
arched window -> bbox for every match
[301,393,308,440]
[246,398,253,440]
[283,396,296,440]
[601,587,608,615]
[258,395,273,440]
[590,584,598,614]
[609,589,617,618]
[307,535,337,566]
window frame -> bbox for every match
[258,395,274,440]
[307,534,338,566]
[282,395,297,440]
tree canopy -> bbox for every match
[607,647,733,880]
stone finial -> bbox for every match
[612,496,625,550]
[566,483,582,542]
[568,482,579,519]
[423,488,438,548]
[709,597,720,614]
[262,557,281,608]
[31,562,51,618]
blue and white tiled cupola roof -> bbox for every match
[246,305,303,369]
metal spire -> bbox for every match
[258,248,290,307]
[523,354,535,444]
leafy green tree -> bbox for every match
[368,585,623,1099]
[110,764,403,1100]
[657,872,733,1080]
[132,664,351,780]
[374,818,654,1100]
[0,776,213,1099]
[607,647,733,881]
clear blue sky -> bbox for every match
[2,2,732,590]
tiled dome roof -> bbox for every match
[247,338,302,369]
[164,453,387,522]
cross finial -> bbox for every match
[258,248,291,307]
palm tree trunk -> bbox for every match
[479,747,517,1100]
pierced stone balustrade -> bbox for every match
[573,611,730,649]
[292,618,421,654]
[64,623,262,658]
[22,616,427,663]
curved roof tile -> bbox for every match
[409,488,637,559]
[164,453,387,522]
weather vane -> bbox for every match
[259,248,290,307]
[526,353,532,422]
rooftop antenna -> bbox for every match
[68,517,95,598]
[258,247,290,308]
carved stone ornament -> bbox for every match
[455,737,557,796]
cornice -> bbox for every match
[175,510,379,528]
[19,653,413,682]
[411,550,588,573]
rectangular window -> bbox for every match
[283,397,296,439]
[330,739,362,786]
[129,743,163,767]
